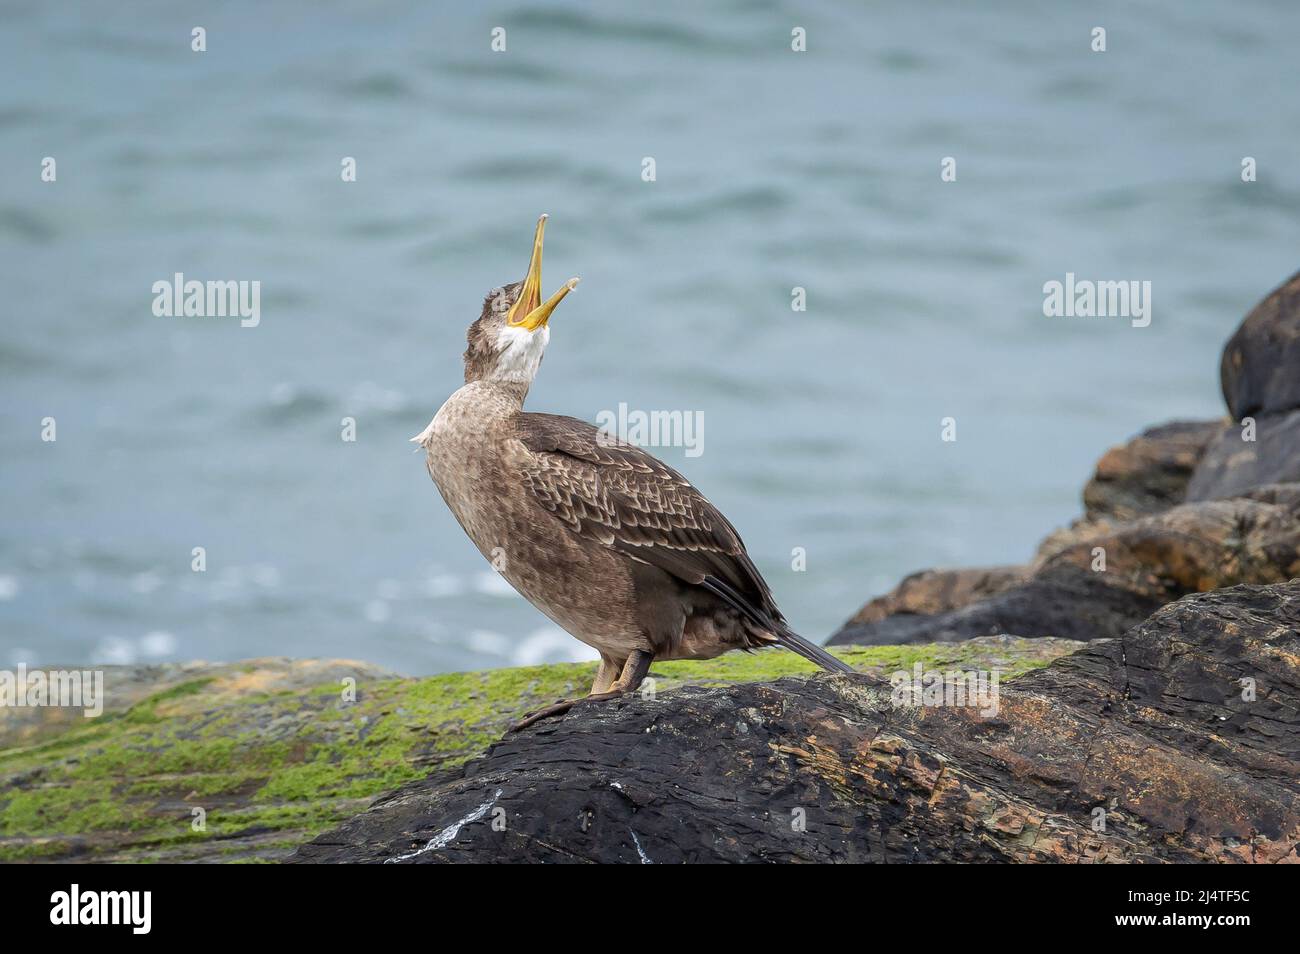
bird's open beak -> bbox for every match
[507,214,580,331]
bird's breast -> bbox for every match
[419,392,529,553]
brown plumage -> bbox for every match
[413,216,851,730]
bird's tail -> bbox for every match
[697,575,854,676]
[775,625,854,675]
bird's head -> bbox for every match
[463,214,579,387]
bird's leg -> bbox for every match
[510,650,653,732]
[590,654,620,694]
[586,649,652,701]
[509,654,620,732]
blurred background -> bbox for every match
[2,1,1298,674]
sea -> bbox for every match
[2,0,1298,674]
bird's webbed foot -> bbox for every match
[509,650,653,732]
[509,690,629,732]
[509,696,590,732]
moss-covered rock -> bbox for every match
[298,582,1300,865]
[0,638,1078,863]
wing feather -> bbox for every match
[516,412,785,627]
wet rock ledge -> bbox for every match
[0,640,1068,863]
[293,581,1300,863]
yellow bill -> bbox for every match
[507,214,580,331]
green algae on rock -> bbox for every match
[0,638,1078,863]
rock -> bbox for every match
[0,657,400,750]
[1185,410,1300,502]
[1037,483,1300,591]
[1032,516,1118,565]
[0,639,1075,863]
[1221,269,1300,420]
[829,564,1157,646]
[1081,419,1222,521]
[837,565,1028,628]
[830,486,1300,646]
[293,581,1300,864]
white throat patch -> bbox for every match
[492,323,550,383]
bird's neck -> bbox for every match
[454,379,529,416]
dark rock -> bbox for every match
[837,565,1028,629]
[292,581,1300,864]
[1081,419,1222,521]
[1038,483,1300,591]
[0,641,1079,863]
[1221,269,1300,420]
[829,487,1300,646]
[1185,410,1300,502]
[829,564,1158,646]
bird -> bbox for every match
[412,215,854,730]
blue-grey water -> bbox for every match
[2,1,1298,674]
